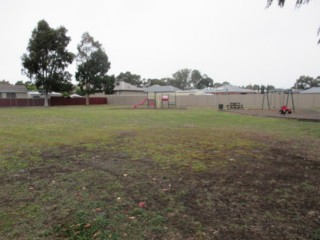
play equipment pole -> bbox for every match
[261,92,270,110]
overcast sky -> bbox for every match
[1,0,320,88]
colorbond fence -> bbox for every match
[50,97,107,106]
[0,97,107,107]
[1,94,319,109]
[106,93,320,110]
[0,98,45,107]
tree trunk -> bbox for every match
[86,94,89,105]
[44,93,49,107]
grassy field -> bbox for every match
[0,106,320,239]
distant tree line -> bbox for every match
[244,84,275,94]
[114,69,215,90]
[293,76,320,89]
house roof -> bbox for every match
[114,81,144,92]
[204,85,256,94]
[0,83,27,93]
[176,89,206,95]
[300,87,320,94]
[145,85,182,92]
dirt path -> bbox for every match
[226,109,320,122]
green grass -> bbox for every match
[0,106,319,239]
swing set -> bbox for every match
[262,89,295,114]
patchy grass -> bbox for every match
[0,106,320,239]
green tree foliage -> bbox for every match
[213,82,223,88]
[161,78,174,86]
[266,84,276,92]
[146,78,167,86]
[116,71,143,87]
[253,84,260,92]
[190,70,202,88]
[293,75,320,89]
[15,80,24,85]
[21,20,75,106]
[76,32,113,105]
[197,75,214,89]
[168,69,214,89]
[15,80,38,91]
[143,69,214,89]
[25,81,38,91]
[190,70,214,89]
[171,69,191,90]
[102,75,116,94]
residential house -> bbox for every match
[300,87,320,94]
[0,82,28,99]
[145,85,181,93]
[113,81,145,95]
[204,85,256,95]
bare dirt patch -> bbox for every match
[1,131,320,239]
[227,109,320,122]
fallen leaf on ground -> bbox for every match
[84,223,91,229]
[139,202,146,208]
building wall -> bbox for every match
[16,93,29,99]
[94,91,146,97]
[0,92,28,99]
[0,98,45,107]
[114,91,146,96]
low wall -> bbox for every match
[106,93,320,110]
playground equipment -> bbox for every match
[132,92,176,109]
[262,89,295,113]
[161,94,176,108]
[133,98,147,108]
[132,97,155,108]
[279,105,292,115]
[147,92,156,109]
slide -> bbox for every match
[133,97,148,108]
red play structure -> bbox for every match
[132,97,155,108]
[132,92,176,109]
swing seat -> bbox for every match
[279,106,292,115]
